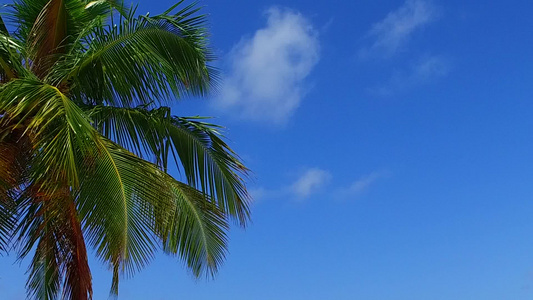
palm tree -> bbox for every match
[0,1,251,299]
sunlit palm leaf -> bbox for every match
[59,2,215,107]
[0,31,25,82]
[77,139,172,294]
[27,0,68,76]
[0,80,98,187]
[86,105,251,225]
[84,0,129,17]
[161,180,229,277]
[9,0,50,41]
[0,14,8,34]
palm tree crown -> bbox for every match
[0,1,251,299]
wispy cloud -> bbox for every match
[249,167,331,202]
[250,168,389,203]
[214,7,320,124]
[336,171,390,198]
[360,0,438,59]
[290,168,332,199]
[371,55,451,96]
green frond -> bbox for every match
[84,0,129,17]
[76,139,172,294]
[26,0,108,77]
[0,133,32,251]
[0,198,15,251]
[161,180,229,278]
[59,2,216,107]
[0,14,8,35]
[171,117,251,225]
[86,105,251,226]
[0,79,99,187]
[27,223,61,300]
[77,137,233,293]
[20,191,92,300]
[0,32,26,81]
[18,190,65,300]
[26,0,69,76]
[11,0,120,78]
[9,0,50,41]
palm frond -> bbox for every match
[9,0,50,41]
[0,197,15,252]
[26,0,68,77]
[21,189,92,300]
[27,0,106,77]
[0,14,8,35]
[84,0,129,18]
[0,134,31,251]
[58,2,216,107]
[26,222,62,300]
[0,32,25,82]
[76,139,173,295]
[86,105,251,226]
[0,79,98,187]
[77,137,233,293]
[161,180,228,277]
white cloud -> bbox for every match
[248,186,285,203]
[413,55,450,78]
[248,187,268,203]
[249,168,390,203]
[360,0,437,58]
[337,171,390,198]
[215,7,320,124]
[290,168,331,199]
[371,55,450,96]
[249,167,331,202]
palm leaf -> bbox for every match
[26,221,61,300]
[27,0,103,77]
[161,180,229,278]
[0,32,25,82]
[0,196,15,252]
[9,0,50,41]
[58,2,216,107]
[0,14,8,34]
[86,105,251,225]
[84,0,129,17]
[0,133,31,251]
[27,0,68,76]
[21,189,92,300]
[77,138,232,293]
[0,79,99,187]
[76,139,172,294]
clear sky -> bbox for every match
[2,0,533,299]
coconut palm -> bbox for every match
[0,1,251,299]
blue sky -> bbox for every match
[2,0,533,299]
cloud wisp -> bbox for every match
[360,0,438,59]
[249,167,331,203]
[215,7,320,124]
[336,171,390,198]
[250,168,389,203]
[290,168,332,199]
[371,55,450,96]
